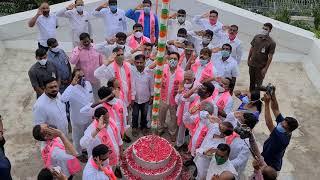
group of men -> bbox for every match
[24,0,299,180]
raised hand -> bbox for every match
[100,2,108,8]
[67,3,75,10]
[204,148,216,156]
[135,4,144,10]
[201,12,210,18]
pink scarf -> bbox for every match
[138,11,156,43]
[90,158,117,180]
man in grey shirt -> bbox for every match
[47,38,71,93]
[28,48,59,98]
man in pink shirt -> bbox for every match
[70,33,104,100]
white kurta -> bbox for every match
[94,63,135,107]
[229,137,250,175]
[33,93,68,135]
[40,138,75,177]
[194,123,226,180]
[80,122,123,158]
[206,159,238,180]
[61,82,94,153]
[83,157,110,180]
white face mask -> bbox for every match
[177,37,185,43]
[200,110,209,120]
[177,17,186,24]
[76,5,84,13]
[51,47,59,53]
[38,59,47,66]
[261,29,269,36]
[108,98,117,105]
[184,83,193,89]
[168,59,178,68]
[134,31,143,38]
[202,37,211,45]
[116,44,124,49]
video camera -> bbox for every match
[234,125,251,139]
[258,83,275,95]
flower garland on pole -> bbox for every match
[151,0,170,131]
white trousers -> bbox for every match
[176,123,186,147]
[194,153,211,180]
[71,121,91,154]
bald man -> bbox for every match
[175,70,196,149]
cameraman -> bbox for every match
[261,90,299,172]
[225,112,258,179]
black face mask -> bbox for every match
[43,11,50,16]
[197,89,207,98]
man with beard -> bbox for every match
[70,33,104,101]
[33,77,68,135]
[28,2,58,51]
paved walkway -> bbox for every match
[1,49,319,179]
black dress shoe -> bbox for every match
[114,166,122,178]
[183,159,195,167]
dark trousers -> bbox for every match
[132,102,149,129]
[249,66,264,91]
[38,42,49,52]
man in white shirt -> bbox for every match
[61,68,94,154]
[94,32,132,60]
[221,25,243,64]
[80,107,123,177]
[83,144,116,180]
[131,54,154,136]
[28,2,58,51]
[213,44,239,88]
[193,10,224,48]
[94,47,135,108]
[206,143,238,180]
[56,0,92,47]
[32,123,80,178]
[194,121,233,180]
[167,28,188,53]
[93,0,128,40]
[33,78,68,135]
[189,29,221,56]
[168,9,192,41]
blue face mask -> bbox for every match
[221,50,230,58]
[276,123,286,133]
[144,7,151,14]
[109,5,117,13]
[242,96,250,104]
[200,59,208,66]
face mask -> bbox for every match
[184,83,193,89]
[221,50,230,58]
[202,37,211,45]
[144,51,151,57]
[276,123,286,133]
[215,83,225,93]
[116,56,124,63]
[134,31,143,38]
[42,11,50,16]
[51,47,59,53]
[177,17,186,24]
[242,96,250,104]
[168,59,178,68]
[199,58,208,66]
[116,44,124,49]
[197,89,207,98]
[108,98,117,105]
[215,154,227,165]
[177,37,185,43]
[39,59,47,66]
[209,19,217,25]
[144,7,151,14]
[76,5,84,13]
[109,5,117,13]
[261,29,269,36]
[200,110,209,120]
